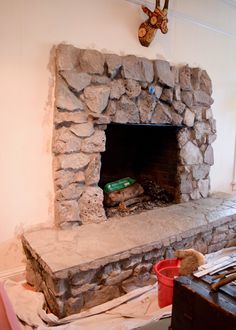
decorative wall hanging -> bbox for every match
[138,0,170,47]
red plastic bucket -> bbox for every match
[153,258,180,308]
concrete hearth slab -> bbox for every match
[23,193,236,277]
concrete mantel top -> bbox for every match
[23,193,236,276]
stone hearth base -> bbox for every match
[22,193,236,318]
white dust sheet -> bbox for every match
[3,281,171,330]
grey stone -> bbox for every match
[171,66,179,84]
[183,108,195,127]
[174,85,181,101]
[85,154,101,185]
[84,85,110,113]
[64,296,84,316]
[179,65,192,90]
[54,111,88,125]
[134,263,153,274]
[122,55,154,83]
[104,100,117,117]
[172,112,183,126]
[177,128,192,146]
[211,232,227,244]
[110,79,125,99]
[79,187,106,223]
[71,269,97,286]
[203,108,213,120]
[53,127,82,154]
[200,70,212,95]
[105,269,133,286]
[55,170,85,189]
[55,77,84,111]
[113,95,139,123]
[192,236,208,254]
[204,145,214,165]
[190,106,203,121]
[138,91,156,123]
[160,88,173,104]
[56,44,80,71]
[172,100,186,114]
[125,79,141,98]
[194,122,212,143]
[79,49,105,75]
[190,189,201,200]
[56,183,83,201]
[181,91,193,108]
[91,75,111,85]
[55,153,90,170]
[55,200,80,224]
[90,113,111,125]
[179,173,193,194]
[209,119,217,133]
[105,53,122,78]
[180,141,203,165]
[193,90,214,106]
[198,179,209,198]
[70,283,97,297]
[83,285,120,309]
[191,68,201,90]
[192,164,210,180]
[60,71,91,93]
[154,85,163,98]
[208,134,217,144]
[153,60,174,88]
[151,101,172,124]
[208,242,227,253]
[81,130,106,153]
[70,122,94,137]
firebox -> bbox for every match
[99,123,182,216]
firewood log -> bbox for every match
[104,183,144,207]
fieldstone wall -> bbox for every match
[23,216,236,318]
[54,44,216,227]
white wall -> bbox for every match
[0,0,235,242]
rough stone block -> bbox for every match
[55,153,90,170]
[55,77,84,111]
[122,55,154,83]
[55,200,80,224]
[79,187,107,224]
[151,101,172,124]
[56,44,80,71]
[83,285,120,309]
[113,95,139,123]
[85,154,101,185]
[154,60,174,88]
[125,79,141,98]
[110,79,125,99]
[79,49,105,75]
[138,91,156,123]
[180,141,203,165]
[84,85,110,113]
[179,65,192,91]
[105,53,122,78]
[60,71,91,93]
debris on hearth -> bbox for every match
[103,177,174,218]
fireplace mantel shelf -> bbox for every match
[23,193,236,277]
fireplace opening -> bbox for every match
[99,123,182,217]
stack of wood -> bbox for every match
[104,182,146,209]
[104,178,174,218]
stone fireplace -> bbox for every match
[53,44,215,227]
[22,44,236,318]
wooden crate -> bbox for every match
[170,275,236,330]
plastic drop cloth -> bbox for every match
[3,281,171,330]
